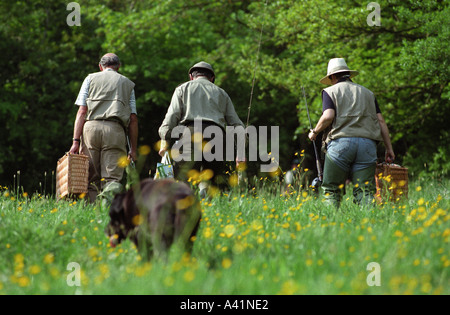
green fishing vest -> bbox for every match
[324,81,382,143]
[86,70,135,127]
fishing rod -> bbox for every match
[239,0,269,185]
[245,0,268,128]
[302,86,323,189]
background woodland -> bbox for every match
[1,0,448,191]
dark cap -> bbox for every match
[188,61,215,76]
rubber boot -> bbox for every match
[321,154,349,209]
[199,181,209,200]
[99,181,124,208]
[351,164,376,207]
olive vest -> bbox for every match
[86,70,135,127]
[324,81,382,143]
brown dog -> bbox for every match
[106,178,201,258]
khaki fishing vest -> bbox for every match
[324,81,382,143]
[86,70,135,127]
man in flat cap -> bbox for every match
[308,58,394,207]
[69,53,138,202]
[158,61,244,194]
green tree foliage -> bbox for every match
[0,0,103,191]
[1,0,448,191]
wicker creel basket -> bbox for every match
[375,163,408,203]
[56,153,89,200]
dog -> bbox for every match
[106,178,201,258]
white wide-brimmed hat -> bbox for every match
[319,58,359,85]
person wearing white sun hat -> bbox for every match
[308,58,395,208]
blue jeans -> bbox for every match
[322,137,377,207]
[327,137,377,173]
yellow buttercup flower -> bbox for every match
[14,253,24,264]
[17,276,30,287]
[183,270,195,282]
[279,280,300,295]
[117,156,130,168]
[29,265,41,275]
[251,220,263,231]
[224,225,236,238]
[203,227,212,239]
[43,253,54,264]
[237,162,247,172]
[132,215,143,226]
[222,258,232,269]
[176,195,195,210]
[187,169,200,181]
[199,169,214,181]
[139,145,151,156]
[229,174,239,187]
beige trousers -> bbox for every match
[82,120,126,202]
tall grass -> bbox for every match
[0,175,448,295]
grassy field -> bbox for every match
[0,175,448,295]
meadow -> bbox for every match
[0,173,448,295]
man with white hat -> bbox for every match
[158,61,245,193]
[308,58,395,207]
